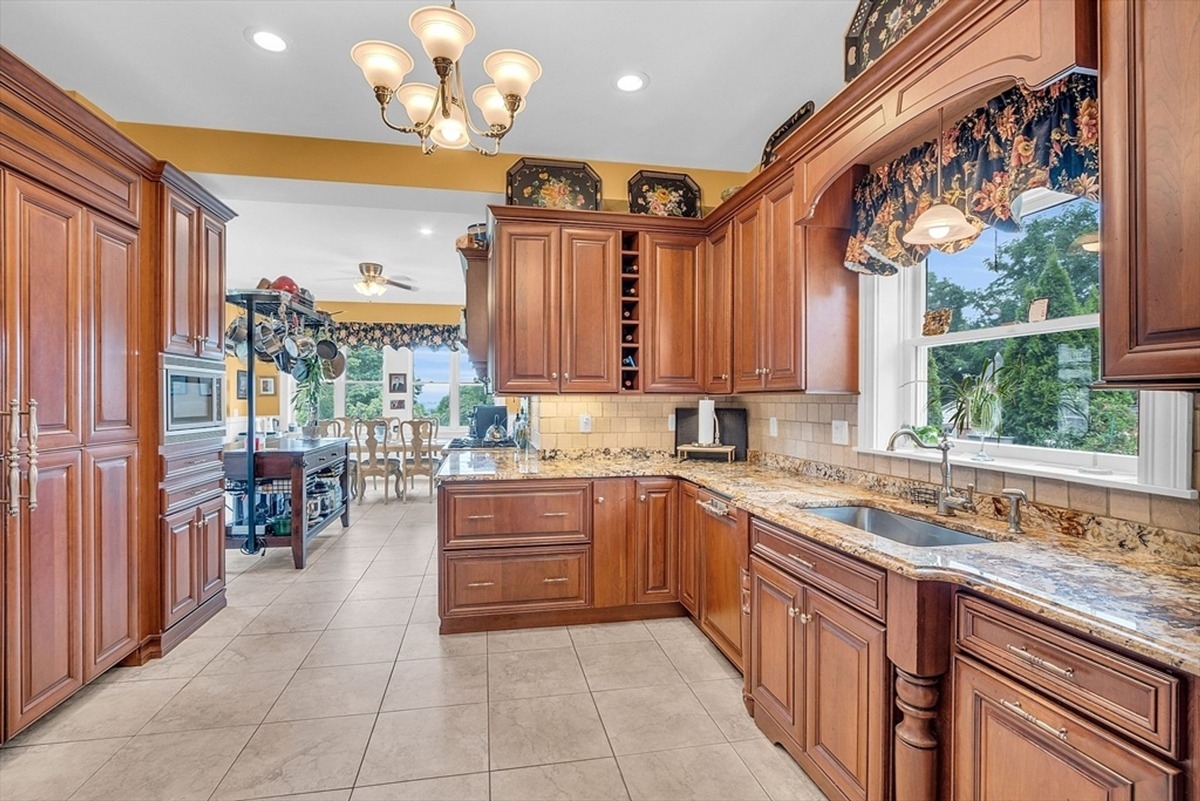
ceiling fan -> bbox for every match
[351,262,419,297]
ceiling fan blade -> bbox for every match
[384,278,419,291]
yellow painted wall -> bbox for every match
[225,356,281,417]
[317,300,460,324]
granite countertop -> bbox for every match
[436,451,1200,676]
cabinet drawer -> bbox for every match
[444,546,590,616]
[443,482,590,548]
[161,475,223,514]
[303,443,345,471]
[162,447,222,483]
[956,594,1180,755]
[750,518,886,621]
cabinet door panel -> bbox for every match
[953,657,1179,800]
[732,202,763,392]
[162,192,197,357]
[763,183,802,390]
[805,590,886,801]
[703,223,733,394]
[633,479,678,603]
[493,223,560,393]
[85,213,139,444]
[678,482,700,617]
[749,556,802,744]
[643,233,704,392]
[161,509,200,629]
[592,478,632,608]
[4,175,85,452]
[198,213,226,361]
[5,449,84,736]
[699,496,746,669]
[561,228,620,392]
[82,445,139,681]
[197,496,225,602]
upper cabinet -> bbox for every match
[643,232,706,393]
[703,223,734,395]
[1099,0,1200,388]
[159,165,234,361]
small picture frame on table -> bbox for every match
[236,370,248,400]
[1028,296,1050,323]
[259,377,276,396]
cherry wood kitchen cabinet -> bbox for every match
[1098,0,1200,388]
[696,489,748,670]
[642,232,705,392]
[703,222,734,395]
[457,243,490,383]
[633,478,679,604]
[678,481,700,616]
[592,478,633,608]
[490,221,620,394]
[160,164,229,362]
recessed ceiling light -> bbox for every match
[246,28,288,53]
[419,226,434,236]
[616,72,648,92]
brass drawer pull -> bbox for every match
[786,553,815,571]
[466,514,495,520]
[1000,699,1068,741]
[466,581,495,588]
[541,511,568,517]
[1006,644,1076,680]
[542,576,569,584]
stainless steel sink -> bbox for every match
[800,505,994,547]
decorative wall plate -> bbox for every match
[506,158,601,210]
[627,170,701,218]
[845,0,945,82]
[760,101,815,169]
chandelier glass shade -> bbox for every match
[351,2,541,156]
[903,107,977,246]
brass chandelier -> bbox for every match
[350,1,541,156]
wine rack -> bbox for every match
[620,230,641,392]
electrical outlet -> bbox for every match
[832,419,849,445]
[579,413,592,433]
[769,417,778,437]
[667,414,676,432]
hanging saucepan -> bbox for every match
[273,348,295,374]
[291,355,311,382]
[224,315,248,353]
[315,336,338,360]
[321,351,346,380]
[254,319,286,360]
[284,334,317,360]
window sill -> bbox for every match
[856,447,1198,500]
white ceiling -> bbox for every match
[0,0,861,305]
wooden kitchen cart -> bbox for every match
[223,438,350,568]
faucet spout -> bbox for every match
[886,425,972,516]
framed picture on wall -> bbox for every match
[390,399,406,410]
[236,370,248,400]
[259,377,276,396]
[388,373,408,393]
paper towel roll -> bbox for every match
[697,399,716,445]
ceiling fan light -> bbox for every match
[903,203,977,245]
[396,83,438,125]
[350,40,414,91]
[484,49,541,100]
[409,5,475,63]
[353,279,387,297]
[473,84,511,127]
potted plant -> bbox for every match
[291,355,323,440]
[946,356,1020,461]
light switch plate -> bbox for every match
[769,417,778,437]
[832,419,849,445]
[579,414,592,433]
[667,414,676,432]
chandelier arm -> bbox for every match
[379,104,426,137]
[453,64,508,140]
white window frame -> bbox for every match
[859,266,1196,499]
[408,346,480,437]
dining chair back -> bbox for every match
[399,418,437,501]
[351,417,404,503]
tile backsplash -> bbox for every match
[531,392,1200,543]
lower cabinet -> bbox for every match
[633,478,679,604]
[750,548,887,801]
[444,545,590,615]
[952,657,1179,799]
[678,481,700,616]
[161,495,225,630]
[696,489,748,670]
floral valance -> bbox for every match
[333,321,461,351]
[844,72,1099,276]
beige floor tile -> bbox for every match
[374,544,433,562]
[6,679,187,745]
[642,617,707,642]
[266,662,392,722]
[0,737,127,801]
[658,635,741,683]
[361,558,428,580]
[350,773,488,801]
[251,792,352,801]
[489,648,588,701]
[491,757,630,801]
[302,625,405,668]
[381,655,487,711]
[142,670,291,734]
[274,580,360,605]
[568,621,653,647]
[212,714,375,800]
[200,631,321,676]
[191,605,266,638]
[489,694,613,771]
[417,575,439,597]
[293,559,371,582]
[95,635,232,683]
[328,597,415,629]
[731,738,828,801]
[618,743,769,801]
[592,684,725,756]
[224,578,293,607]
[487,627,572,652]
[397,623,486,660]
[407,594,441,624]
[689,678,760,741]
[576,640,683,692]
[356,704,489,785]
[347,576,422,601]
[71,725,256,800]
[241,602,343,635]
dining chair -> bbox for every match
[317,419,343,437]
[351,418,404,503]
[399,418,436,501]
[339,417,362,497]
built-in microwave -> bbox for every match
[162,356,225,440]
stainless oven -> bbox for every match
[162,356,225,440]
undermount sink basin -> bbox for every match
[800,505,994,547]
